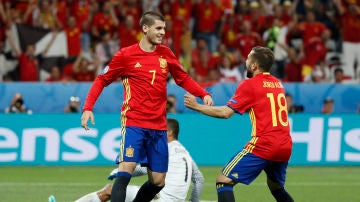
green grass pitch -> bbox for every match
[1,166,359,202]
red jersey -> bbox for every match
[297,22,327,47]
[236,33,263,58]
[83,44,210,130]
[341,12,360,42]
[65,26,81,57]
[227,73,292,162]
[303,38,327,67]
[193,1,221,32]
[171,1,192,29]
[18,53,39,81]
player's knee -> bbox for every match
[150,172,166,186]
[151,179,165,187]
[216,174,234,185]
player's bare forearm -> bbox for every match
[184,94,234,118]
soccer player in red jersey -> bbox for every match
[80,11,213,202]
[184,46,294,202]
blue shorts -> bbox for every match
[222,149,288,186]
[118,126,168,173]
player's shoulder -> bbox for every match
[112,44,139,59]
[119,44,139,53]
[157,44,171,51]
[169,141,190,154]
[156,45,176,56]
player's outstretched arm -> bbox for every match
[184,93,234,119]
[81,110,95,130]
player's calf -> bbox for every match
[110,172,131,202]
[216,182,235,202]
[132,180,164,202]
[271,187,294,202]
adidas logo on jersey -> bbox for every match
[134,62,141,68]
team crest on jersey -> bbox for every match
[159,57,167,73]
[125,146,134,157]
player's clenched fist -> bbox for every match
[81,110,95,130]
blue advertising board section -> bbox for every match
[0,82,359,113]
[1,113,359,166]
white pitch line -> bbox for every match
[1,182,360,186]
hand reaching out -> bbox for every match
[202,95,213,106]
[184,93,199,110]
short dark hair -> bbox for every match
[334,67,343,73]
[139,11,165,28]
[167,118,179,140]
[250,46,274,72]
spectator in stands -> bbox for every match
[95,30,119,69]
[45,66,62,82]
[333,0,360,80]
[161,14,175,52]
[235,20,263,63]
[5,93,32,114]
[117,15,140,49]
[234,0,248,16]
[332,67,345,83]
[244,1,267,35]
[72,51,99,82]
[191,37,217,82]
[19,0,36,25]
[6,29,58,82]
[213,43,240,66]
[171,0,193,58]
[284,47,303,82]
[315,1,340,51]
[64,16,82,60]
[192,0,222,53]
[304,63,330,83]
[114,0,143,24]
[54,0,68,28]
[64,96,81,113]
[70,0,94,53]
[142,0,160,12]
[166,94,178,114]
[321,97,335,114]
[218,55,243,83]
[295,9,330,79]
[330,66,355,83]
[219,13,241,52]
[90,1,119,43]
[303,28,331,79]
[33,0,62,30]
[0,40,17,82]
[285,93,304,113]
[263,17,288,79]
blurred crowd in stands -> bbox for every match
[0,0,359,86]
